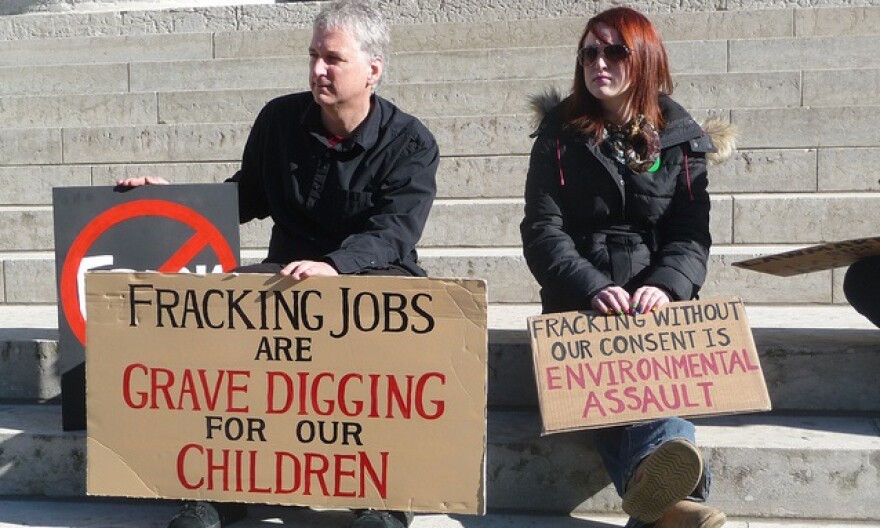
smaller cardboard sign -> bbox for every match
[86,272,487,514]
[732,236,880,277]
[528,296,770,434]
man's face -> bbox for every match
[309,26,381,112]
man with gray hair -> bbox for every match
[156,0,438,527]
[229,0,438,280]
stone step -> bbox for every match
[3,191,879,256]
[0,403,877,521]
[3,67,878,129]
[493,412,880,519]
[3,37,880,99]
[3,101,879,168]
[0,245,870,305]
[2,6,879,56]
[4,146,880,213]
[0,32,213,67]
[2,303,877,411]
[0,499,877,528]
[1,3,878,42]
[1,0,273,17]
[210,12,872,57]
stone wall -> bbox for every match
[3,0,880,39]
[0,0,272,16]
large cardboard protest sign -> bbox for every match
[85,272,488,514]
[528,296,770,434]
[732,236,880,277]
[53,184,240,430]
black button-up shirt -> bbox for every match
[230,92,439,276]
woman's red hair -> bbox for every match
[564,7,673,141]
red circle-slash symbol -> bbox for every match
[60,199,237,346]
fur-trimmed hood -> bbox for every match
[528,87,736,165]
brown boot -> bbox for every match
[621,439,703,523]
[655,500,726,528]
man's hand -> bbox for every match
[280,260,339,280]
[115,176,171,187]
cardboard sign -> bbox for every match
[85,272,488,514]
[732,236,880,277]
[53,184,240,430]
[528,296,770,434]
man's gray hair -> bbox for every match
[314,0,390,68]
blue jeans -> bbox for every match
[595,417,711,528]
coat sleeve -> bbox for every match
[226,103,273,224]
[520,135,615,307]
[323,128,439,274]
[641,144,712,301]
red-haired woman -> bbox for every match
[520,7,734,528]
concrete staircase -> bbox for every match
[1,2,879,526]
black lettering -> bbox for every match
[181,289,204,329]
[331,288,351,338]
[203,289,225,329]
[156,288,180,328]
[411,293,435,333]
[353,292,380,332]
[382,292,408,332]
[226,289,254,329]
[129,283,154,327]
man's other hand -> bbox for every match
[281,260,339,280]
[115,176,171,187]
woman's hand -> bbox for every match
[591,286,631,315]
[630,285,670,314]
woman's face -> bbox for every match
[581,22,632,119]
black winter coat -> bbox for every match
[230,92,438,276]
[521,94,715,313]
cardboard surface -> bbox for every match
[731,236,880,277]
[86,272,488,514]
[528,297,770,434]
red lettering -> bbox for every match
[176,448,388,498]
[359,451,388,499]
[333,454,358,497]
[338,373,364,416]
[266,371,294,413]
[275,452,301,493]
[207,448,230,491]
[177,370,200,410]
[697,381,715,407]
[199,369,227,410]
[582,391,606,418]
[150,367,175,409]
[249,450,270,493]
[304,453,330,496]
[227,371,250,412]
[312,373,334,416]
[386,375,413,418]
[122,363,148,409]
[177,443,204,490]
[415,372,445,419]
[120,364,250,412]
[546,366,561,390]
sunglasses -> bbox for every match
[577,44,631,66]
